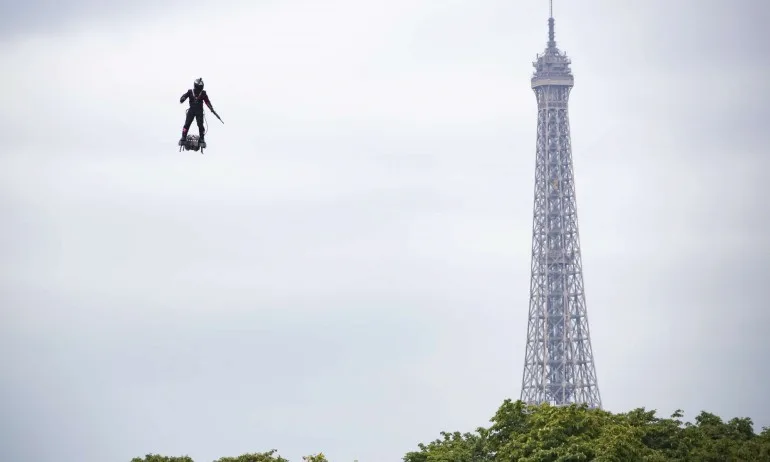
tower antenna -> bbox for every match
[547,0,556,47]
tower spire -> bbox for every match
[531,0,572,86]
[548,0,556,49]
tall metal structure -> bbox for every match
[519,3,602,408]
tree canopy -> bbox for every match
[403,400,770,462]
[130,450,292,462]
[131,400,770,461]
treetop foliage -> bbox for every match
[131,399,770,462]
[404,399,770,462]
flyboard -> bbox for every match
[179,134,207,154]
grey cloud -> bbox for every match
[0,0,247,40]
[1,0,159,39]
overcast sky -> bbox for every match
[1,0,769,461]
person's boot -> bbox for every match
[179,130,187,146]
[199,134,206,147]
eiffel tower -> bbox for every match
[519,2,602,408]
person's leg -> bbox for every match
[196,111,205,142]
[180,110,195,144]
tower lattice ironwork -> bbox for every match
[519,6,602,409]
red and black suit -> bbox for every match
[179,87,214,142]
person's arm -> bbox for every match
[203,92,223,123]
[203,92,214,111]
[180,90,190,103]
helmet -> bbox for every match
[193,78,204,93]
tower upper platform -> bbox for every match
[531,17,574,89]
